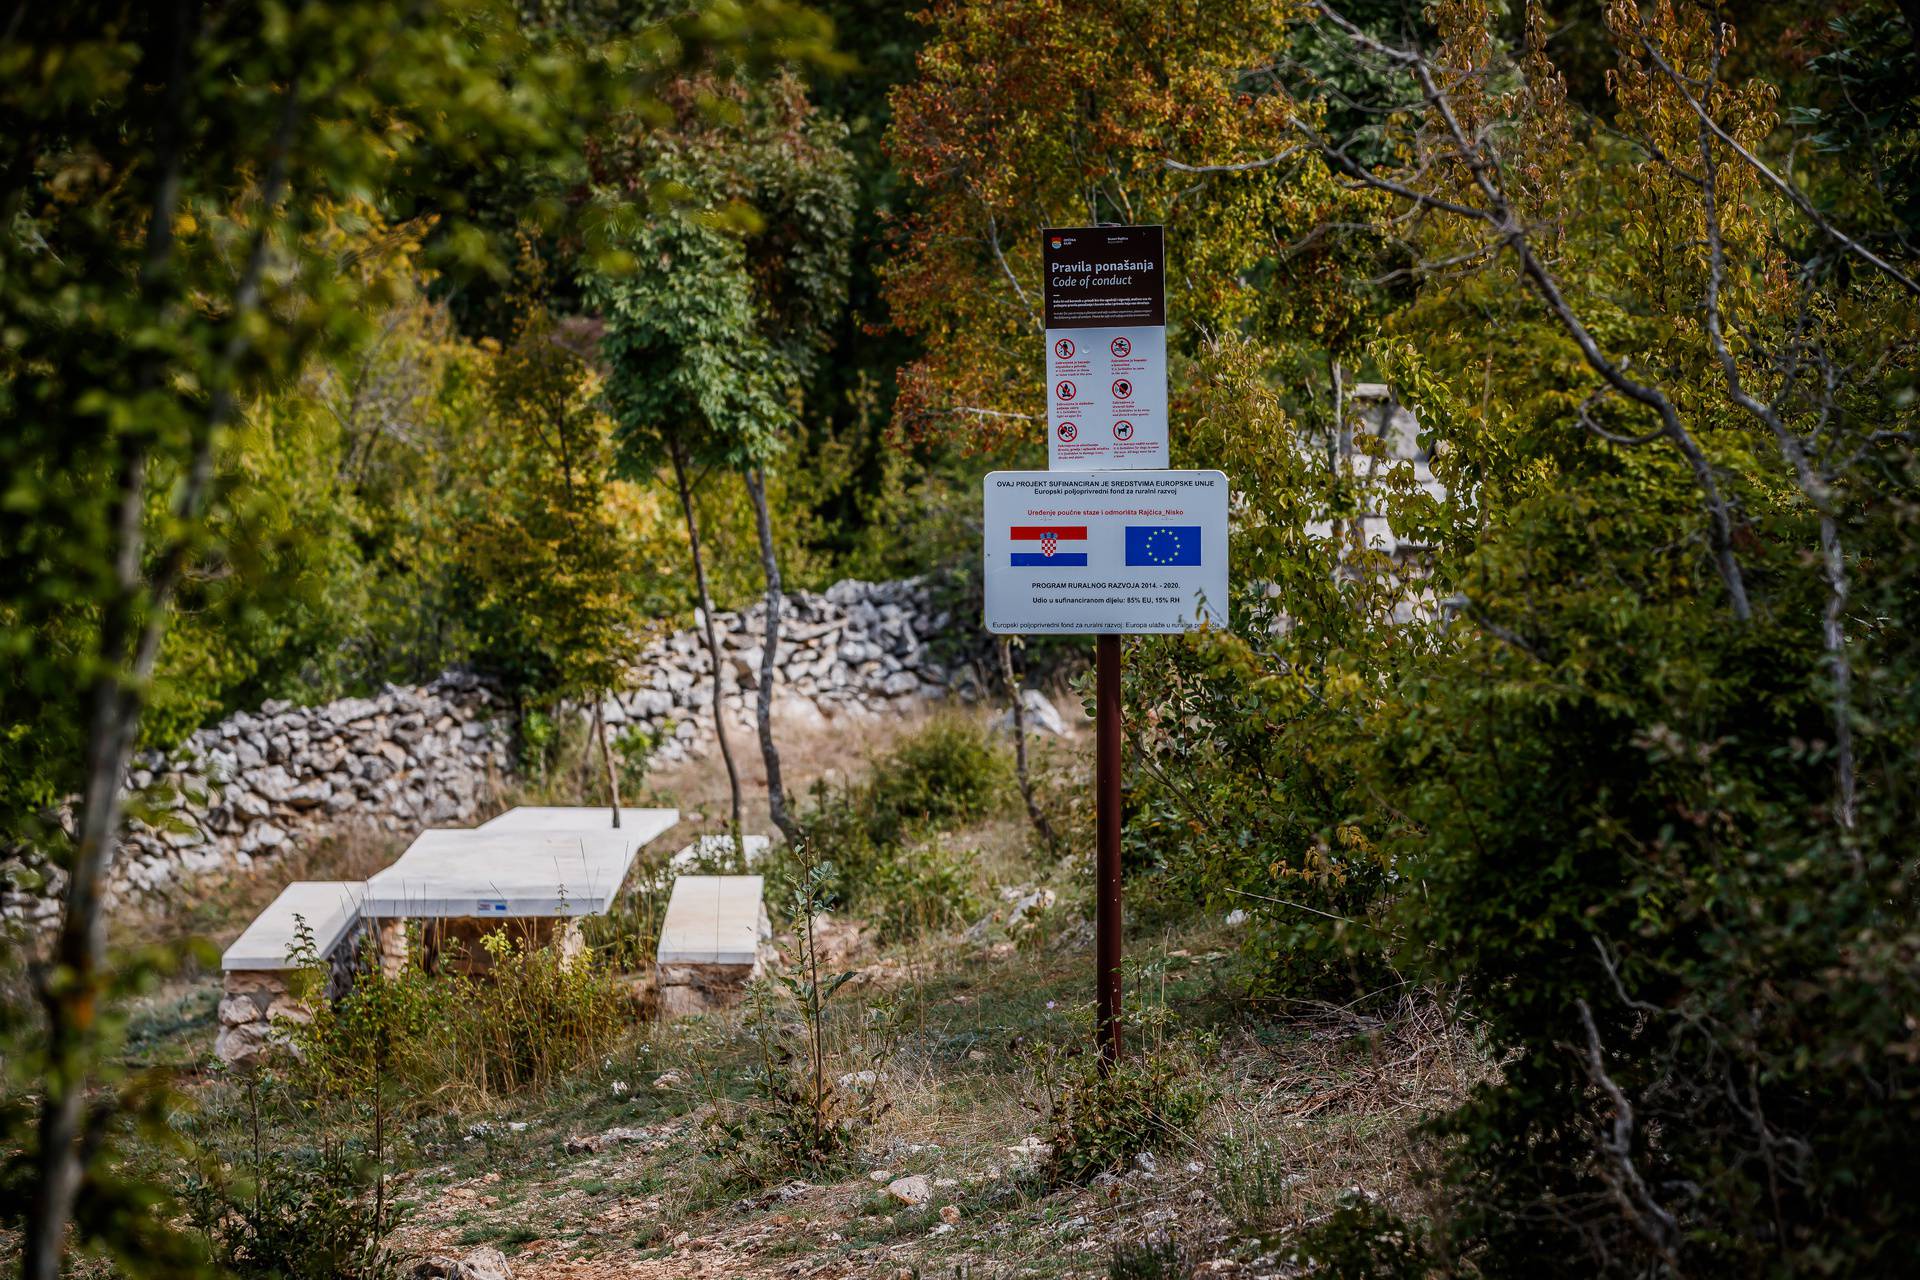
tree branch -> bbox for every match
[1638,32,1920,301]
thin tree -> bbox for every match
[595,84,852,856]
[671,435,748,854]
[745,465,798,842]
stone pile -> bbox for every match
[604,577,969,766]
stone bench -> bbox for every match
[218,880,365,1064]
[655,875,772,1018]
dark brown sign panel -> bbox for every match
[1042,225,1165,329]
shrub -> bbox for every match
[857,715,1009,845]
[1043,1048,1210,1186]
[702,860,888,1183]
[182,1110,400,1280]
[1284,1194,1433,1280]
[789,715,1010,939]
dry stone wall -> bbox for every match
[611,577,970,766]
[2,672,514,928]
[2,578,971,927]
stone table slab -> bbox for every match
[478,806,679,841]
[363,827,666,919]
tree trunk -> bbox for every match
[26,43,289,1276]
[669,439,745,864]
[595,698,622,827]
[998,636,1057,850]
[744,466,799,845]
[26,444,150,1280]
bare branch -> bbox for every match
[1694,55,1858,835]
[1293,118,1494,221]
[933,404,1044,422]
[1576,999,1683,1267]
[1577,386,1667,447]
[984,208,1040,330]
[1163,145,1304,174]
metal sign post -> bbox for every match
[980,225,1226,1071]
[1095,632,1124,1065]
[982,469,1228,1068]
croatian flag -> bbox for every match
[1124,525,1202,566]
[1010,525,1088,567]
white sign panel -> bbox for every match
[1045,327,1168,469]
[1042,225,1168,470]
[983,470,1229,634]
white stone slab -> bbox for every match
[223,881,365,971]
[363,828,652,919]
[478,806,679,842]
[656,875,768,966]
[670,834,772,870]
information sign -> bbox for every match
[982,470,1228,634]
[1043,226,1168,470]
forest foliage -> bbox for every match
[889,0,1919,1274]
[3,1,1919,1278]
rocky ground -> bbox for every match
[7,703,1478,1280]
[362,919,1475,1280]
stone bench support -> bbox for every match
[217,880,365,1064]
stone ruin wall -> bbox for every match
[2,577,973,928]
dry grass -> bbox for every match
[24,690,1483,1279]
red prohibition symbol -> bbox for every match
[1112,378,1132,400]
[1112,420,1135,441]
[1055,379,1077,400]
[1109,335,1132,358]
[1054,337,1076,360]
[1056,421,1079,443]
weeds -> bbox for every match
[460,930,624,1095]
[287,920,624,1111]
[1212,1132,1300,1230]
[1108,1234,1191,1280]
[864,838,984,945]
[181,1078,400,1280]
[1042,1045,1211,1185]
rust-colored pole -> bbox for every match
[1095,632,1124,1068]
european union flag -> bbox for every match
[1124,525,1201,566]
